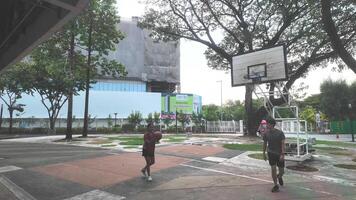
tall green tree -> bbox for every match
[320,79,350,120]
[48,20,87,140]
[59,21,83,140]
[78,0,126,137]
[299,94,321,111]
[146,113,154,125]
[162,117,174,128]
[140,0,356,136]
[349,82,356,119]
[202,104,220,121]
[221,100,245,121]
[300,106,317,131]
[146,112,161,126]
[177,111,190,132]
[0,63,31,134]
[191,112,204,132]
[128,111,143,129]
[153,112,161,126]
[28,36,87,132]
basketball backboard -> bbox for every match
[231,45,287,86]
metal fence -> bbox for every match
[206,120,243,133]
[278,120,307,133]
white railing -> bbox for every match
[278,120,307,134]
[206,120,243,133]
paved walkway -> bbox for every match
[1,139,356,199]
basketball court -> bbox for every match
[0,140,356,200]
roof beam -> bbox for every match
[0,0,89,71]
[42,0,81,12]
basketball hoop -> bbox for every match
[231,45,287,87]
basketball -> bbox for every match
[154,132,162,142]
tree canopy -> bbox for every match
[78,0,126,137]
[320,0,356,73]
[320,79,355,120]
[140,0,356,135]
[26,36,87,131]
[0,63,32,133]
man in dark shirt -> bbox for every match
[263,117,285,192]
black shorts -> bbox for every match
[268,152,285,168]
[142,149,154,157]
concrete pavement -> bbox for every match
[0,138,356,199]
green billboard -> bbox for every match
[161,93,202,115]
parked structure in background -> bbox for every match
[1,17,202,129]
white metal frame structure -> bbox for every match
[253,83,311,162]
[231,45,312,162]
[206,120,243,133]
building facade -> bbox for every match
[2,17,201,128]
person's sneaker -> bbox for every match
[271,185,279,193]
[147,176,152,182]
[278,176,284,186]
[141,169,146,178]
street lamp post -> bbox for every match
[175,109,178,134]
[114,112,117,127]
[216,80,223,121]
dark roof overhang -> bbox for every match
[0,0,89,71]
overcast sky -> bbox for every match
[116,0,355,105]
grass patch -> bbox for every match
[101,144,117,147]
[328,151,353,156]
[107,136,142,141]
[106,136,143,145]
[223,143,262,151]
[316,140,356,148]
[313,146,343,151]
[248,153,264,160]
[119,139,143,145]
[123,145,139,149]
[87,139,112,145]
[164,136,186,143]
[334,164,356,170]
[313,146,352,156]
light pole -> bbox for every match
[216,80,223,121]
[176,108,178,134]
[114,112,117,127]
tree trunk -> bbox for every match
[0,104,3,129]
[245,85,256,136]
[66,31,75,141]
[66,92,73,140]
[49,117,56,134]
[9,109,13,134]
[83,12,93,138]
[321,0,356,73]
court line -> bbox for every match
[180,163,338,196]
[0,175,37,200]
[180,163,272,183]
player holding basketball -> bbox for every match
[141,122,161,182]
[263,117,285,192]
